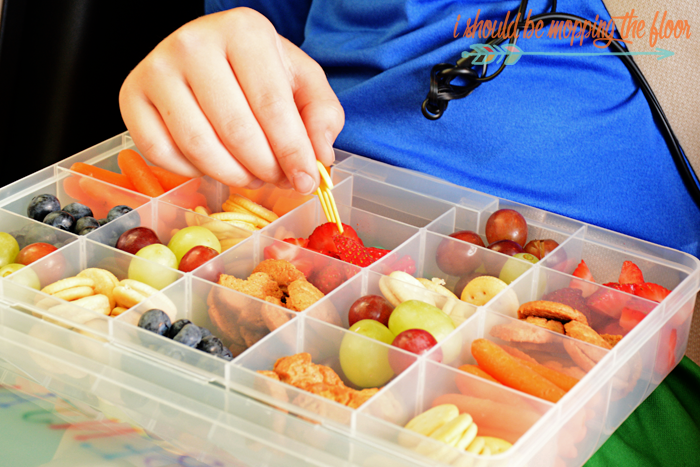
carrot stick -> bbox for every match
[63,176,90,203]
[78,177,145,211]
[70,162,136,191]
[432,393,542,436]
[515,358,580,392]
[117,149,164,197]
[472,339,566,403]
[147,166,192,191]
[458,364,501,384]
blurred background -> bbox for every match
[0,0,203,187]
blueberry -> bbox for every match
[43,211,75,232]
[62,203,93,224]
[219,346,234,361]
[75,216,100,233]
[197,335,224,356]
[27,194,61,222]
[173,324,202,348]
[17,223,58,248]
[78,227,98,236]
[97,218,108,226]
[166,319,192,338]
[198,326,212,338]
[107,205,133,223]
[137,309,171,336]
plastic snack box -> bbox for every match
[0,132,697,467]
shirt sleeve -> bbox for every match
[204,0,313,46]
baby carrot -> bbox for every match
[515,358,580,392]
[458,364,501,384]
[70,162,136,191]
[471,338,565,403]
[117,149,165,197]
[148,166,192,191]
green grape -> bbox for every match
[167,226,221,264]
[339,319,395,388]
[128,244,179,290]
[3,264,40,290]
[0,232,20,268]
[499,253,538,285]
[388,300,460,364]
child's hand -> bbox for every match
[119,8,344,194]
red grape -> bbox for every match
[485,209,528,247]
[179,245,221,279]
[487,239,524,257]
[348,295,394,327]
[523,239,559,260]
[116,227,162,255]
[388,329,442,374]
[16,243,57,265]
[435,232,484,276]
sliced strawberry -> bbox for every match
[310,264,345,294]
[634,283,671,303]
[334,236,374,267]
[586,286,630,319]
[619,307,647,333]
[656,328,678,375]
[603,282,637,295]
[291,257,315,278]
[569,260,597,297]
[283,237,309,248]
[366,247,391,262]
[619,261,644,285]
[307,223,362,254]
[386,255,416,274]
[263,242,298,262]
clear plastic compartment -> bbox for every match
[0,136,697,467]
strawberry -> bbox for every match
[569,260,596,297]
[264,241,314,277]
[619,261,644,285]
[619,307,647,333]
[634,283,671,303]
[310,264,345,294]
[603,282,637,295]
[656,328,678,375]
[366,247,391,262]
[542,287,593,323]
[586,285,630,319]
[307,223,362,254]
[386,255,416,275]
[283,237,309,248]
[334,236,374,267]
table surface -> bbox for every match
[2,357,699,467]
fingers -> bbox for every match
[119,8,345,194]
[282,37,344,169]
[223,12,321,194]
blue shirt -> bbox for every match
[206,0,700,257]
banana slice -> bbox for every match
[401,404,460,445]
[417,277,459,300]
[379,271,437,306]
[429,413,474,447]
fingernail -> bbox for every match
[278,179,293,190]
[293,172,315,195]
[246,179,264,190]
[326,131,336,164]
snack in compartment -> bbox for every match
[401,403,512,462]
[208,258,338,355]
[257,353,380,409]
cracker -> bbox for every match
[229,193,279,223]
[564,321,612,349]
[286,279,324,312]
[490,321,553,344]
[253,259,306,287]
[601,334,623,348]
[77,268,118,309]
[52,286,94,302]
[518,300,589,325]
[523,316,565,334]
[42,277,95,296]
